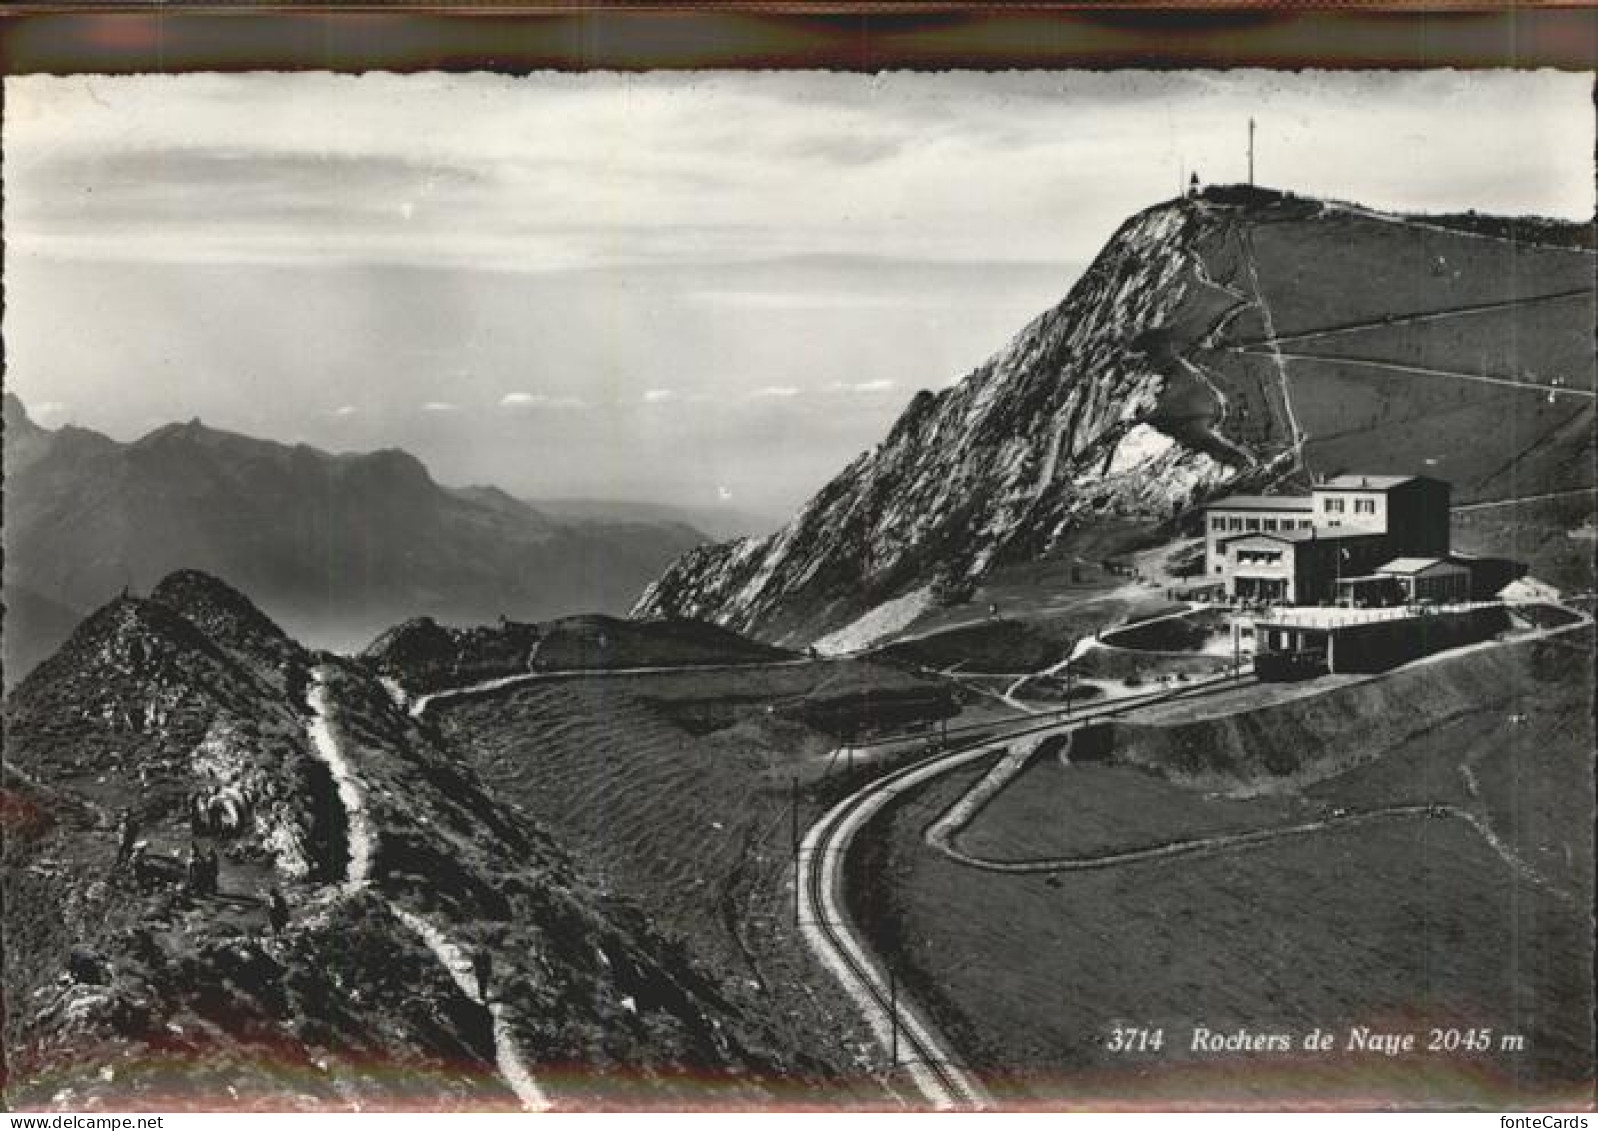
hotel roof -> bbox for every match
[1315,474,1419,491]
[1222,528,1385,546]
[1206,494,1315,512]
[1376,557,1468,575]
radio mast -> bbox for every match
[1248,118,1256,185]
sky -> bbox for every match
[4,70,1593,521]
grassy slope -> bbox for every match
[847,632,1594,1107]
[875,619,1079,674]
[955,760,1309,862]
[1283,294,1596,392]
[1452,493,1597,594]
[430,660,960,1102]
[1238,214,1594,504]
[1283,361,1593,504]
[1115,631,1589,794]
[1245,212,1593,337]
[1182,205,1597,524]
[861,798,1589,1107]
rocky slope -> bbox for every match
[2,571,833,1109]
[635,187,1596,646]
[1,395,707,682]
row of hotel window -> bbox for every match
[1210,499,1376,534]
[1328,497,1377,515]
[1210,516,1315,533]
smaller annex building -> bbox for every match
[1336,557,1471,607]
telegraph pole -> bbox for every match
[1248,118,1256,186]
[889,966,899,1067]
[791,775,800,928]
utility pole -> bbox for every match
[889,966,899,1067]
[791,775,800,928]
[1248,118,1256,186]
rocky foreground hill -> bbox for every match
[2,571,834,1110]
[635,186,1595,646]
[1,395,707,683]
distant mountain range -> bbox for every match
[532,497,782,542]
[636,187,1596,647]
[2,394,709,682]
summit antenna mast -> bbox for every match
[1248,118,1256,186]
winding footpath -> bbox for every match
[923,663,1585,906]
[305,671,376,891]
[389,906,554,1110]
[1452,487,1597,512]
[1239,223,1306,460]
[303,666,553,1112]
[407,657,810,718]
[1227,286,1594,352]
[1234,348,1597,399]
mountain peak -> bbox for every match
[4,391,41,433]
[8,593,239,729]
[147,569,305,686]
[636,188,1596,646]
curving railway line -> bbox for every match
[797,669,1254,1110]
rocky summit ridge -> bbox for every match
[3,570,828,1109]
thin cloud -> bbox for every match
[688,289,951,312]
[330,404,359,417]
[30,400,72,422]
[421,401,459,413]
[11,72,1590,281]
[500,391,587,411]
[642,389,676,404]
[830,379,897,394]
[748,385,801,399]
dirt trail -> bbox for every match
[1238,348,1597,399]
[923,685,1581,908]
[1238,224,1305,459]
[303,665,553,1112]
[391,907,554,1111]
[409,657,810,717]
[1229,286,1594,351]
[1452,487,1597,512]
[305,670,375,890]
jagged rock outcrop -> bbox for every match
[634,195,1250,644]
